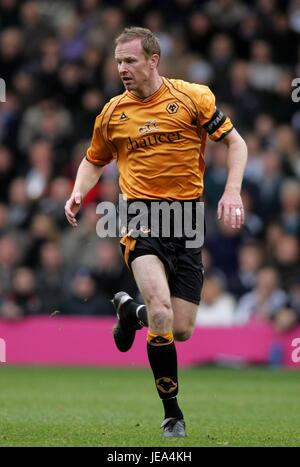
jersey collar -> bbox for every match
[127,77,167,103]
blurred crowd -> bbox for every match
[0,0,300,331]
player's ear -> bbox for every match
[150,54,159,69]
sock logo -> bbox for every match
[147,332,174,345]
[156,377,177,394]
[150,336,170,345]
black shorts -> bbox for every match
[119,199,204,305]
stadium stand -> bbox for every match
[0,0,299,332]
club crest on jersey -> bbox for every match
[139,120,159,134]
[166,102,179,114]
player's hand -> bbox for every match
[217,188,244,229]
[65,192,82,227]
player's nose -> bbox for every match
[119,62,128,74]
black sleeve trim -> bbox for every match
[202,109,226,135]
[85,155,106,167]
[214,126,234,142]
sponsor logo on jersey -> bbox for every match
[139,120,159,134]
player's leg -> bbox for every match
[112,293,198,347]
[171,297,198,341]
[131,254,186,437]
[169,242,203,341]
[131,255,172,331]
[112,291,148,352]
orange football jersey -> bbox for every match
[86,77,233,200]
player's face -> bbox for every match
[115,39,156,96]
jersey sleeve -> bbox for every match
[191,84,233,142]
[86,113,114,166]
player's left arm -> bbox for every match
[190,83,248,228]
[217,128,248,229]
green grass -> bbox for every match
[0,366,299,447]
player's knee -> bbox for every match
[173,327,194,342]
[148,301,173,331]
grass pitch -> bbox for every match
[0,366,299,447]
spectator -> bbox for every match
[279,179,300,236]
[275,125,300,178]
[287,276,300,324]
[0,235,21,295]
[225,61,262,130]
[36,241,67,315]
[0,27,24,82]
[18,99,72,153]
[196,273,236,327]
[206,222,242,276]
[93,239,138,300]
[62,202,100,268]
[248,39,281,92]
[24,213,59,268]
[58,267,113,315]
[228,241,264,298]
[8,177,33,229]
[240,185,264,239]
[19,0,55,60]
[0,145,15,202]
[39,176,72,229]
[73,89,104,141]
[272,234,300,290]
[5,266,42,316]
[256,149,283,220]
[235,266,294,332]
[263,220,284,261]
[26,139,53,200]
[243,132,264,184]
[204,0,248,30]
[0,0,19,30]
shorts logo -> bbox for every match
[140,225,151,234]
[139,120,159,134]
[166,102,179,114]
[156,377,178,394]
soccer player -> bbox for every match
[65,27,247,437]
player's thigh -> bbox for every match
[131,254,172,308]
[171,296,198,341]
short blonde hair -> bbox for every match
[115,27,161,58]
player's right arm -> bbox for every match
[65,108,114,227]
[64,158,104,227]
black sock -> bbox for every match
[136,304,148,327]
[147,331,183,420]
[162,397,183,420]
[124,300,148,327]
